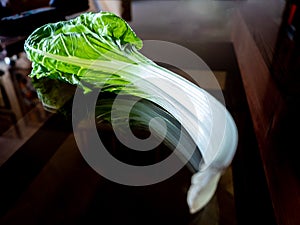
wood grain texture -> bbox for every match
[232,9,300,225]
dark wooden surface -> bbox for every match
[232,10,300,225]
[0,42,274,225]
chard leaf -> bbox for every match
[24,11,238,214]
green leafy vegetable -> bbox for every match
[24,11,238,213]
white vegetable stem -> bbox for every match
[97,58,231,168]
